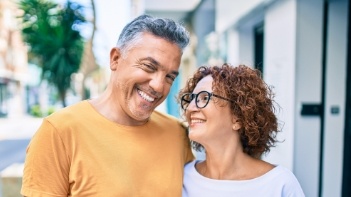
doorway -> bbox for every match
[342,1,351,195]
[254,22,264,75]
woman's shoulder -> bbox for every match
[184,160,203,174]
[271,165,297,177]
[267,165,302,186]
[185,160,198,168]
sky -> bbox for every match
[56,0,133,67]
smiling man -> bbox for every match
[21,15,194,197]
[104,33,182,125]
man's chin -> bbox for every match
[131,110,153,123]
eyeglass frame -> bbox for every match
[180,90,233,110]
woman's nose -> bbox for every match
[186,98,198,111]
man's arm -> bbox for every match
[179,122,195,163]
[21,119,70,196]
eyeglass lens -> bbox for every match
[181,91,211,109]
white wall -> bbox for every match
[294,0,324,196]
[216,0,272,33]
[262,0,296,172]
[322,0,348,196]
[237,27,255,65]
[222,0,349,196]
[225,29,240,65]
[93,0,132,67]
[227,0,298,173]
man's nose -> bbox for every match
[149,74,165,93]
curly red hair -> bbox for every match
[178,63,280,158]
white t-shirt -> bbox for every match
[182,160,305,197]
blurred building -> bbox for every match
[0,0,28,117]
[146,0,351,196]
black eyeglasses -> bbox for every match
[181,90,233,110]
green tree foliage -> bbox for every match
[19,0,86,107]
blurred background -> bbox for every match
[0,0,350,196]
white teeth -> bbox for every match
[138,90,155,102]
[191,119,205,124]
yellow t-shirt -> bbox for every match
[21,100,194,197]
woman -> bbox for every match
[179,64,304,197]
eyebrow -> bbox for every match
[140,57,179,77]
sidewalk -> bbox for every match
[0,115,43,197]
[0,115,43,171]
[0,115,43,140]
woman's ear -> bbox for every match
[232,117,242,131]
[110,47,121,71]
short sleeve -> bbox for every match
[281,167,306,197]
[179,122,195,164]
[21,118,70,197]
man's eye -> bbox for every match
[142,63,155,71]
[165,75,176,84]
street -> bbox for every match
[0,115,42,196]
[0,116,43,171]
[0,139,29,171]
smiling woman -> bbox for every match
[178,63,305,197]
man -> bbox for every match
[21,14,194,197]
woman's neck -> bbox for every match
[196,148,274,180]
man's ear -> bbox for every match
[110,47,121,71]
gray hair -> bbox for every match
[116,14,190,57]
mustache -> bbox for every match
[136,85,162,99]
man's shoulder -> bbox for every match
[152,110,177,120]
[151,111,186,129]
[151,111,182,123]
[46,100,91,122]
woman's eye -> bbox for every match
[198,95,208,102]
[203,96,210,101]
